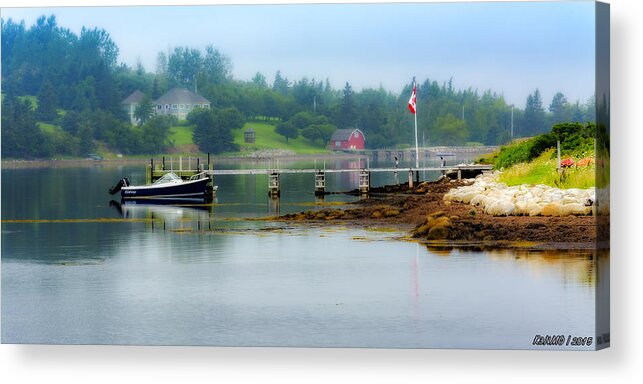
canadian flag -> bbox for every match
[408,83,417,114]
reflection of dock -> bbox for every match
[146,156,492,197]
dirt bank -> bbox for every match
[274,177,604,246]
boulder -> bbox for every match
[427,225,450,240]
[542,203,563,217]
[484,200,515,216]
[383,209,400,218]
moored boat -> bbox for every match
[109,172,216,200]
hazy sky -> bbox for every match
[1,1,596,107]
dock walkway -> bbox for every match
[147,156,492,197]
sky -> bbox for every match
[1,0,597,108]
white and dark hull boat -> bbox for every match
[109,172,216,201]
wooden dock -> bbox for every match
[146,156,492,197]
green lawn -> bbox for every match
[168,125,195,146]
[232,122,328,154]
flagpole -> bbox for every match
[414,82,419,169]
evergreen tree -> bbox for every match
[1,96,51,158]
[523,89,546,136]
[252,72,267,88]
[549,92,569,126]
[336,82,357,128]
[272,70,290,95]
[35,78,58,122]
[189,107,243,154]
[134,94,155,125]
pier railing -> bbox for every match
[145,155,492,197]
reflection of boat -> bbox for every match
[109,172,216,201]
[109,199,213,230]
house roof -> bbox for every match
[154,88,210,105]
[244,128,256,133]
[330,128,364,141]
[122,90,145,104]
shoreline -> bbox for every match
[269,177,604,247]
[0,152,365,169]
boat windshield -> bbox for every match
[153,172,183,184]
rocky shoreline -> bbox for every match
[272,175,603,247]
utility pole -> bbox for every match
[510,104,514,138]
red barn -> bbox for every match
[330,128,365,151]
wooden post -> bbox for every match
[359,170,370,194]
[315,171,326,196]
[269,172,280,198]
[408,169,414,189]
[457,169,462,180]
[557,140,561,171]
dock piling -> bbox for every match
[269,171,280,197]
[315,171,326,196]
[359,170,370,194]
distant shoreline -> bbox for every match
[0,152,369,169]
[1,146,499,170]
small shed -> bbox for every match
[244,128,256,144]
[330,128,365,151]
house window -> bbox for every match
[203,104,209,109]
[165,104,169,109]
[172,104,178,110]
[157,105,162,110]
[335,141,341,147]
[354,132,359,138]
[179,104,185,110]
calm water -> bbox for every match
[1,158,608,349]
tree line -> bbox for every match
[1,15,595,159]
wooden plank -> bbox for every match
[151,165,492,177]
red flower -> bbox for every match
[560,158,575,168]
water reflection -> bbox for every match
[1,161,607,348]
[109,199,215,232]
[426,244,607,287]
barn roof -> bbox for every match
[154,88,210,105]
[122,90,145,104]
[330,128,364,141]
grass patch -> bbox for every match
[231,122,328,154]
[168,125,195,146]
[37,122,61,134]
[166,121,328,155]
[498,149,595,189]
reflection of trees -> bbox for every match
[425,245,608,287]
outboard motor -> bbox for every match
[109,177,130,195]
